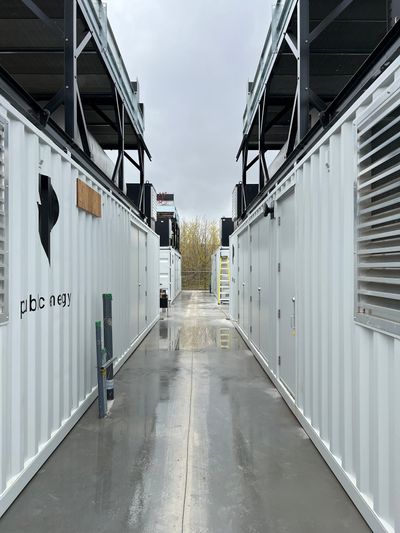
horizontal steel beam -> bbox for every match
[309,0,354,43]
[21,0,63,36]
[0,49,96,55]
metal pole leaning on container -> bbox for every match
[103,293,114,401]
[95,321,107,418]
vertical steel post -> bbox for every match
[297,0,310,142]
[118,103,125,192]
[95,321,106,418]
[103,293,114,401]
[258,106,264,191]
[64,0,77,140]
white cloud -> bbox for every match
[107,0,271,219]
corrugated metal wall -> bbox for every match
[159,247,181,303]
[230,59,400,533]
[0,97,159,515]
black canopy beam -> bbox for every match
[91,104,119,134]
[298,0,310,141]
[309,0,355,43]
[44,87,64,116]
[308,88,327,112]
[21,0,63,37]
[246,154,259,172]
[124,151,141,171]
[64,0,77,141]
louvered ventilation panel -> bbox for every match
[357,101,400,333]
[0,122,7,322]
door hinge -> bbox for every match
[145,266,148,272]
[278,309,281,319]
[250,295,252,303]
[250,265,252,272]
[145,290,147,296]
[250,325,252,333]
[250,235,252,242]
[278,262,281,272]
[238,313,240,319]
[145,315,148,321]
[278,355,281,366]
[278,216,281,226]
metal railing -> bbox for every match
[182,270,212,291]
[79,0,145,135]
[243,0,296,135]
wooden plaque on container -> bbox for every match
[76,178,102,217]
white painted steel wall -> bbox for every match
[159,247,181,303]
[0,96,159,516]
[230,57,400,533]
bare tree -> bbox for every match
[181,217,220,290]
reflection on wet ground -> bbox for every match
[1,291,369,533]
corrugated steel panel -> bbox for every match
[0,96,159,516]
[159,247,181,303]
[230,54,400,533]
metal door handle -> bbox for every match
[291,297,296,329]
[258,287,261,292]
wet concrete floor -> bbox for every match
[1,291,369,533]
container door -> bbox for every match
[250,222,260,349]
[130,224,139,340]
[138,229,147,333]
[238,230,248,331]
[278,189,296,397]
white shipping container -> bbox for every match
[0,95,160,516]
[230,55,400,533]
[159,247,181,303]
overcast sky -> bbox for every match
[107,0,271,220]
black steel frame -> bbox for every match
[238,14,400,220]
[18,0,149,210]
[237,0,381,202]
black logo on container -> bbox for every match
[38,174,59,264]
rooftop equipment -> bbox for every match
[220,217,234,246]
[155,192,180,251]
[127,182,157,229]
[232,183,259,222]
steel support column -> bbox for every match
[138,144,145,212]
[118,103,125,191]
[297,0,310,142]
[241,139,248,186]
[64,0,77,141]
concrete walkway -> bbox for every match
[1,291,368,533]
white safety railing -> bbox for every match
[80,0,145,135]
[243,0,296,135]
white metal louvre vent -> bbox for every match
[356,100,400,333]
[0,121,7,323]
